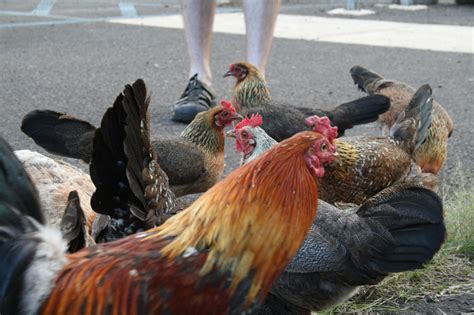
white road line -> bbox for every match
[32,0,56,16]
[119,2,138,18]
[110,13,474,54]
[0,19,96,29]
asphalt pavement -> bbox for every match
[1,0,473,194]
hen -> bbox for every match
[307,84,434,204]
[0,124,336,314]
[230,117,445,314]
[230,84,434,204]
[350,65,453,174]
[22,100,240,198]
[224,61,390,140]
[14,150,96,232]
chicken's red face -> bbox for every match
[305,137,337,178]
[214,100,241,129]
[234,126,256,158]
[223,63,249,81]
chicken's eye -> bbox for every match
[320,142,327,151]
[222,111,228,117]
[241,132,248,138]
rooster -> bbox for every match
[230,119,445,315]
[350,65,454,174]
[223,61,390,141]
[0,124,336,314]
[230,84,434,204]
[21,101,241,197]
[13,80,176,249]
[87,79,176,243]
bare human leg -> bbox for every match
[243,0,281,79]
[181,0,216,87]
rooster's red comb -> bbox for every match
[220,99,237,114]
[234,113,263,130]
[305,115,338,141]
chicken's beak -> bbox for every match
[226,130,236,138]
[231,113,243,121]
[223,70,234,78]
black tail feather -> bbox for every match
[357,185,445,274]
[122,80,174,226]
[325,95,390,136]
[21,110,96,163]
[90,79,171,242]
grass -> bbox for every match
[318,168,474,314]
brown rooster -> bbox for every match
[230,117,445,314]
[21,101,240,198]
[350,65,454,174]
[0,127,336,314]
[223,61,391,141]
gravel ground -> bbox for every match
[1,0,473,312]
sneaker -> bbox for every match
[172,74,216,123]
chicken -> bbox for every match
[60,191,96,253]
[0,127,336,314]
[21,101,241,197]
[230,84,434,204]
[223,61,390,140]
[227,113,278,165]
[230,116,445,314]
[13,80,176,250]
[306,84,434,204]
[14,149,96,232]
[253,184,445,314]
[350,65,454,174]
[89,78,176,243]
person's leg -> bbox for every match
[173,0,217,123]
[243,0,281,78]
[182,0,216,87]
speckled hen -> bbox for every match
[350,65,453,174]
[308,84,434,204]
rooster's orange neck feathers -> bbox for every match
[149,131,321,304]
